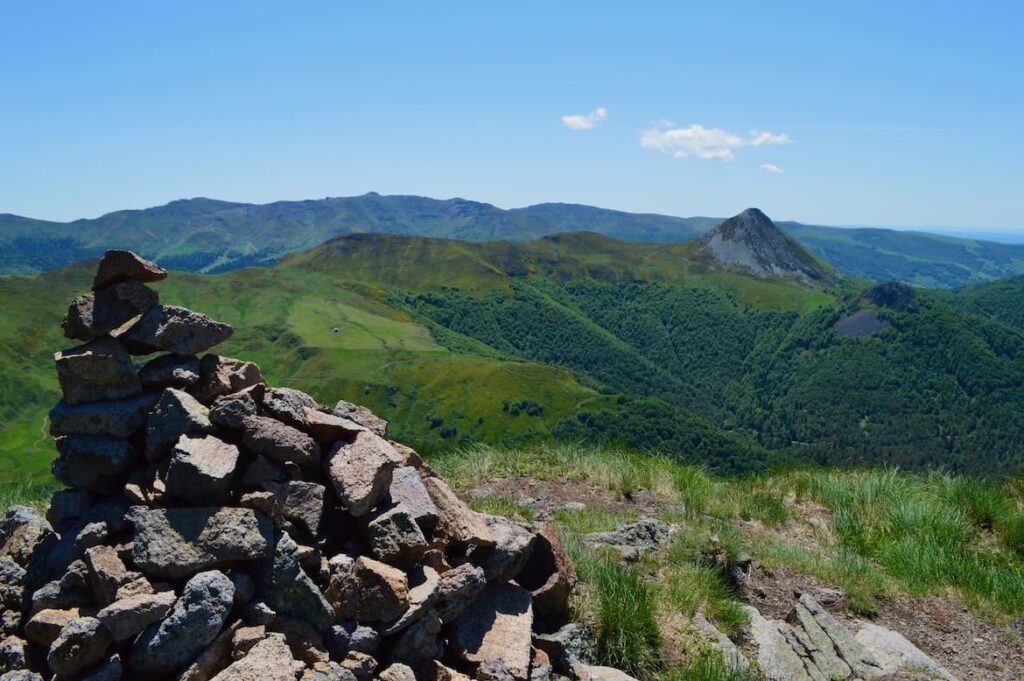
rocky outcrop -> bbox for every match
[0,251,589,680]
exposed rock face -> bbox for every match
[4,251,592,681]
[582,517,672,562]
[696,208,835,287]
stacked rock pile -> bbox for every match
[0,252,580,681]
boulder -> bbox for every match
[793,595,881,678]
[49,392,158,438]
[581,518,671,561]
[119,305,233,356]
[0,506,56,586]
[78,655,122,681]
[242,416,320,466]
[145,388,214,462]
[92,250,167,290]
[741,606,811,681]
[0,635,27,672]
[422,476,493,548]
[326,431,401,517]
[52,436,136,494]
[378,663,416,681]
[303,408,365,447]
[470,514,535,583]
[210,391,259,431]
[387,466,439,532]
[329,556,409,623]
[47,617,112,678]
[365,504,428,568]
[257,532,333,632]
[63,280,159,341]
[449,584,534,680]
[436,563,487,624]
[84,544,139,605]
[854,622,954,680]
[263,388,321,429]
[516,525,575,624]
[96,591,176,642]
[324,622,380,659]
[165,435,240,504]
[46,490,93,528]
[333,401,388,437]
[193,355,265,405]
[31,560,92,613]
[129,571,235,678]
[381,566,439,635]
[261,481,325,537]
[533,623,596,674]
[54,337,141,405]
[210,634,297,681]
[388,614,443,667]
[24,609,78,647]
[140,354,201,389]
[131,507,274,580]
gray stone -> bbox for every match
[30,560,92,613]
[855,622,954,680]
[241,456,286,487]
[741,606,811,681]
[365,504,427,567]
[328,556,408,623]
[129,571,234,677]
[52,435,136,493]
[242,416,320,466]
[119,305,233,356]
[93,250,167,290]
[796,595,882,678]
[263,388,320,429]
[0,636,26,672]
[339,651,378,681]
[257,532,333,632]
[517,525,575,624]
[388,614,442,667]
[210,391,258,431]
[79,655,123,681]
[378,663,416,681]
[193,355,265,405]
[326,431,402,517]
[302,661,357,681]
[97,591,176,641]
[49,392,157,438]
[46,490,93,527]
[381,566,439,635]
[210,633,297,681]
[262,481,325,537]
[177,620,241,681]
[324,622,380,659]
[54,337,141,405]
[47,616,112,678]
[582,517,671,561]
[388,466,438,531]
[145,388,214,462]
[471,514,535,583]
[303,408,365,447]
[533,623,596,673]
[131,506,274,580]
[436,563,487,625]
[0,671,43,681]
[422,476,493,548]
[140,353,201,389]
[449,584,534,681]
[46,498,129,574]
[84,544,139,605]
[166,435,240,504]
[333,401,388,437]
[63,279,159,341]
[0,506,55,588]
[692,614,749,673]
[572,666,639,681]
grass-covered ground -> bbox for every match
[429,443,1024,680]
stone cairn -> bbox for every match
[0,252,580,681]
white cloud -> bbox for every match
[760,163,785,174]
[561,107,607,130]
[640,123,792,161]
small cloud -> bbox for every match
[760,163,785,174]
[640,123,792,161]
[561,107,607,130]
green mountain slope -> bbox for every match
[3,194,1022,287]
[5,213,1024,481]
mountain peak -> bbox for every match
[696,208,836,286]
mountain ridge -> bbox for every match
[3,193,1024,287]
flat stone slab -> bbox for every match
[93,250,167,290]
[54,337,141,405]
[449,583,534,680]
[63,279,159,341]
[49,393,158,439]
[119,305,233,356]
[131,507,273,579]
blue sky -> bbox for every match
[2,1,1023,229]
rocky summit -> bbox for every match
[0,251,594,681]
